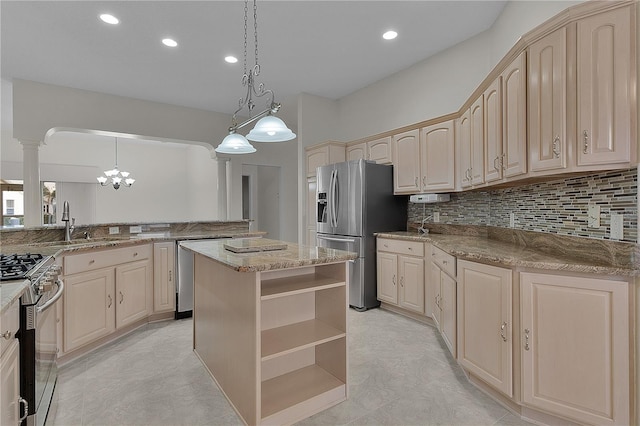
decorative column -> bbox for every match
[216,157,228,220]
[20,139,42,227]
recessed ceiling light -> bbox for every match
[99,14,119,25]
[162,38,178,48]
[383,30,398,40]
[225,56,238,64]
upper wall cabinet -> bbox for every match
[393,129,421,194]
[346,142,366,161]
[528,27,568,174]
[457,96,485,189]
[576,6,634,167]
[484,78,503,184]
[420,120,455,192]
[367,136,393,164]
[501,51,528,179]
[305,142,346,178]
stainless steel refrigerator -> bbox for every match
[316,159,407,310]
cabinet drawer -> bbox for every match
[432,246,456,278]
[378,238,424,257]
[0,299,20,356]
[64,244,152,275]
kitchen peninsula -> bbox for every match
[180,238,356,425]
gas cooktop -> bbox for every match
[0,253,45,281]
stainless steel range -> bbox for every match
[1,253,63,426]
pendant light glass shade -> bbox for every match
[215,133,256,154]
[246,115,296,142]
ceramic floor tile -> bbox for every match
[50,311,533,426]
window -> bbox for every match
[5,199,14,215]
[1,180,57,227]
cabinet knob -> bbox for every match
[1,330,12,340]
[89,259,95,265]
[133,252,138,257]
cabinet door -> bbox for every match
[376,252,398,304]
[457,261,512,397]
[367,136,392,164]
[115,259,153,329]
[0,339,20,426]
[392,129,421,194]
[440,272,456,358]
[470,95,485,186]
[430,263,441,326]
[64,268,116,352]
[456,110,472,189]
[346,143,366,161]
[502,51,528,178]
[577,6,632,166]
[398,255,424,314]
[306,177,317,245]
[420,120,455,191]
[306,147,328,178]
[521,272,629,425]
[528,27,567,172]
[484,78,503,183]
[153,242,176,313]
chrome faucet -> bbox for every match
[61,201,75,241]
[418,215,432,234]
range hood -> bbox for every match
[409,193,450,203]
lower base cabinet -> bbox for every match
[520,272,630,425]
[457,260,513,397]
[377,238,425,314]
[0,339,21,425]
[430,246,456,357]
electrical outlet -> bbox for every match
[509,212,515,228]
[433,212,440,223]
[610,213,623,240]
[588,205,601,228]
[109,226,120,235]
[129,225,142,234]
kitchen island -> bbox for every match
[180,238,356,425]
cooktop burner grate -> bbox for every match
[0,253,44,281]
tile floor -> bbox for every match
[49,308,533,426]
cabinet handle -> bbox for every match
[524,328,530,351]
[133,252,138,257]
[501,153,506,170]
[408,247,413,251]
[414,177,418,187]
[108,294,112,308]
[552,135,561,158]
[169,270,172,281]
[1,330,11,340]
[583,130,589,154]
[89,259,95,265]
[119,291,124,304]
[422,176,426,187]
[493,156,500,172]
[383,244,389,248]
[19,397,28,422]
[500,322,507,342]
[442,260,448,265]
[392,274,396,286]
[400,276,404,287]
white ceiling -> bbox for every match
[1,1,507,116]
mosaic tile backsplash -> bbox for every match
[408,168,638,243]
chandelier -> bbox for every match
[215,0,296,155]
[97,137,135,190]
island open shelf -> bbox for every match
[185,238,352,426]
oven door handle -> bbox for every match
[36,279,64,313]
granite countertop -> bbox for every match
[0,230,266,313]
[180,238,358,272]
[376,231,639,277]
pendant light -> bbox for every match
[215,0,296,155]
[97,137,135,190]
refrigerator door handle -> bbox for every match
[331,169,339,227]
[316,235,356,243]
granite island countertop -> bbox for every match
[180,238,358,272]
[376,231,640,277]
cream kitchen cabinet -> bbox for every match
[62,244,153,353]
[420,120,455,192]
[528,27,567,174]
[153,242,176,313]
[346,142,366,161]
[376,238,425,314]
[500,51,528,179]
[483,78,502,184]
[306,177,317,245]
[1,298,24,426]
[367,136,392,164]
[430,246,456,357]
[392,129,421,194]
[520,272,630,425]
[457,260,513,397]
[457,96,484,189]
[577,5,634,167]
